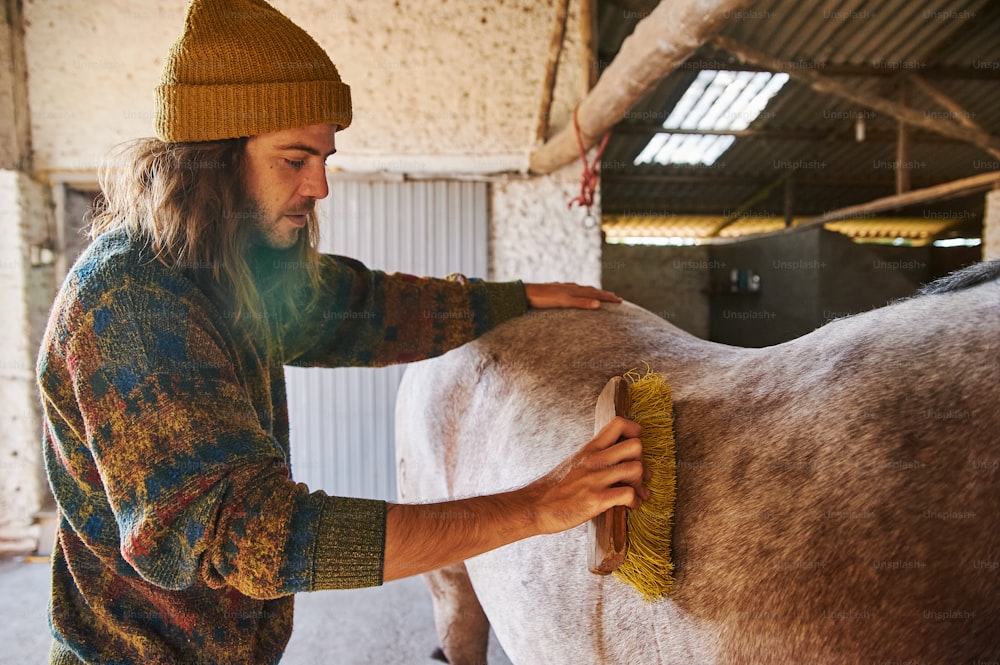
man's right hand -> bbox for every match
[523,416,647,535]
[382,417,647,582]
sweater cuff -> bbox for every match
[49,641,83,665]
[483,280,528,327]
[313,498,387,590]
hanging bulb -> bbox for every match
[855,115,866,142]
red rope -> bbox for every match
[567,107,611,215]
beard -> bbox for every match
[236,193,321,329]
[239,194,315,250]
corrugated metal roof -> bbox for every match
[597,0,1000,236]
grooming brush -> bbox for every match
[588,370,676,601]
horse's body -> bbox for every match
[395,262,1000,664]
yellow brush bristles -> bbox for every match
[616,369,676,601]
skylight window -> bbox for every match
[634,70,789,166]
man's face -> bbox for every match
[243,123,338,249]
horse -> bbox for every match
[395,260,1000,664]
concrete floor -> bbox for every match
[0,556,512,665]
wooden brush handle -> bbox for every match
[588,376,630,575]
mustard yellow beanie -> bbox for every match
[155,0,352,142]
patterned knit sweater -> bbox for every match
[37,228,527,664]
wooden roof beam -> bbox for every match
[528,0,756,175]
[612,123,969,144]
[907,74,995,137]
[712,35,1000,160]
[602,173,945,189]
[594,53,1000,81]
[801,172,1000,227]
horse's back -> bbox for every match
[396,266,1000,664]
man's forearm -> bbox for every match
[382,416,647,583]
[383,489,539,582]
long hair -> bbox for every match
[89,137,324,342]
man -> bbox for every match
[37,0,648,663]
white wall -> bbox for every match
[25,0,591,176]
[0,171,55,553]
[490,162,603,286]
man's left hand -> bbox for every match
[524,283,622,310]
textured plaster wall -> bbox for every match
[0,171,55,553]
[490,162,602,286]
[25,0,586,175]
[482,0,601,283]
[22,1,182,174]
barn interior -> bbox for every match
[594,0,998,346]
[0,0,997,662]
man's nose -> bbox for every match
[300,165,329,199]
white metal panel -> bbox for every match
[286,179,488,500]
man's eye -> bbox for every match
[285,159,306,170]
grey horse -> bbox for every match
[395,260,1000,664]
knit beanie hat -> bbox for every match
[155,0,352,142]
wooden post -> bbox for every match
[784,174,795,227]
[0,0,33,172]
[535,0,571,145]
[896,81,911,195]
[581,0,599,90]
